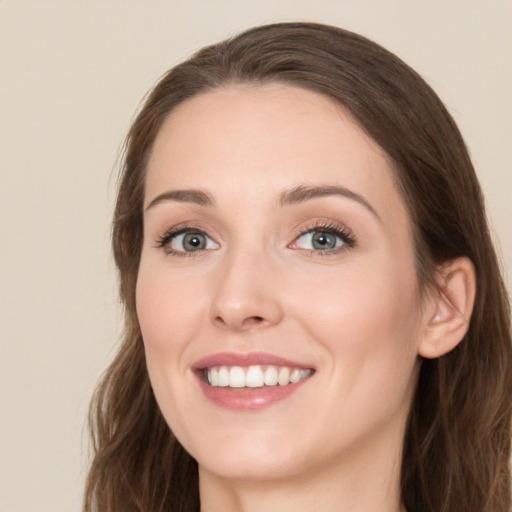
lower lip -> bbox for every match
[196,374,311,411]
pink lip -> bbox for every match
[192,352,314,411]
[192,351,313,370]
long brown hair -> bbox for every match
[84,23,512,512]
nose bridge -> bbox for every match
[210,243,283,331]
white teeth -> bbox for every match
[205,365,312,388]
[229,366,246,388]
[245,366,265,388]
[264,366,278,386]
[278,367,290,386]
[289,368,301,383]
[210,367,219,386]
[217,366,230,387]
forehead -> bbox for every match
[145,83,407,225]
[149,83,385,171]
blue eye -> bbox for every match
[159,229,219,253]
[292,226,355,252]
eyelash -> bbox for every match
[292,222,356,256]
[155,221,356,257]
[155,224,213,258]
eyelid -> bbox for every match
[155,225,219,255]
[153,220,355,257]
[293,231,344,250]
[171,232,219,251]
[288,221,356,253]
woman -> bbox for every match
[84,23,511,512]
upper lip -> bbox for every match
[192,351,314,370]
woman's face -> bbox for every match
[137,84,427,482]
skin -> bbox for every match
[136,83,448,512]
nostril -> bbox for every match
[239,316,267,329]
[245,316,264,326]
[213,315,266,330]
[214,316,227,327]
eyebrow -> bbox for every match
[279,184,380,221]
[145,184,380,221]
[145,189,215,211]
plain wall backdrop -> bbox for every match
[1,1,510,511]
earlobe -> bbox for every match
[419,257,476,359]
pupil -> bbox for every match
[184,233,205,250]
[312,231,336,250]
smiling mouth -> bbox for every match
[203,365,313,388]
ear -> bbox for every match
[419,257,476,359]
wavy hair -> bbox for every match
[84,22,512,512]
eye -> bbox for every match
[294,230,343,250]
[157,228,219,254]
[290,225,356,253]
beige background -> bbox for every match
[0,1,510,511]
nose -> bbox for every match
[209,250,284,332]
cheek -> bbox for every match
[135,264,208,440]
[136,264,207,355]
[292,265,421,448]
[290,257,422,386]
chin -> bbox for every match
[185,428,301,481]
[198,451,296,482]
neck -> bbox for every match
[198,426,406,512]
